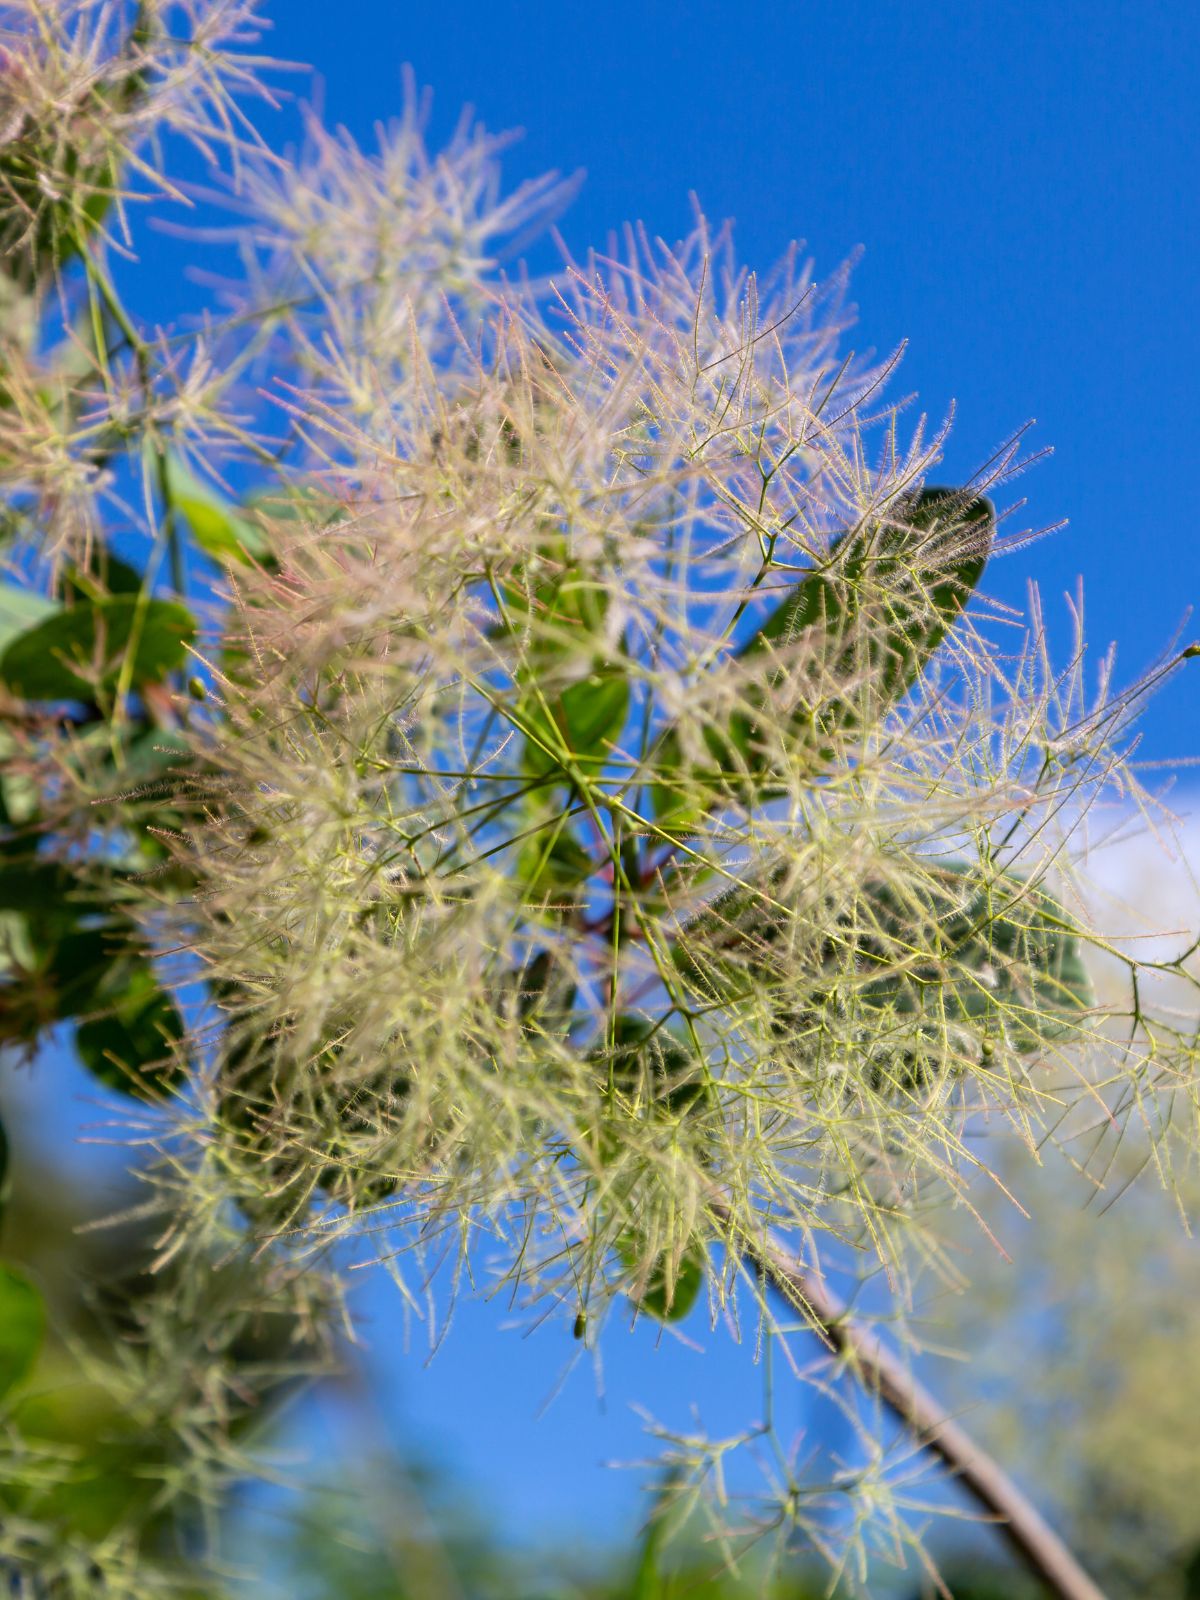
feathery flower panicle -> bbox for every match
[205,82,579,451]
[1,12,1197,1590]
[0,317,109,555]
[169,199,1190,1365]
[0,0,274,567]
[0,1,273,277]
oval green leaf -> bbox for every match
[0,580,57,654]
[521,668,629,779]
[651,489,994,824]
[63,542,143,600]
[0,596,195,701]
[164,454,270,568]
[622,1235,705,1324]
[76,963,186,1100]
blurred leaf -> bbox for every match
[510,948,578,1034]
[0,1264,44,1400]
[516,822,594,906]
[599,1015,710,1119]
[0,861,184,1080]
[0,143,119,282]
[652,489,993,825]
[632,1495,669,1600]
[0,579,57,653]
[0,922,125,1048]
[521,669,629,779]
[76,963,186,1100]
[7,1368,172,1541]
[163,454,271,567]
[63,542,143,600]
[115,724,193,786]
[502,535,610,649]
[672,859,1093,1064]
[0,595,194,700]
[854,865,1095,1053]
[243,482,340,526]
[622,1234,705,1323]
[0,724,38,830]
[0,857,108,917]
[0,911,34,984]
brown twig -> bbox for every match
[730,1216,1109,1600]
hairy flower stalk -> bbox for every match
[0,4,1198,1593]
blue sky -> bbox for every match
[22,0,1200,1575]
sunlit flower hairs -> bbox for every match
[2,4,1198,1590]
[172,206,1187,1340]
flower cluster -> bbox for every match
[1,4,1197,1593]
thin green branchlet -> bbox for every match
[0,5,1198,1597]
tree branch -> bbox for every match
[734,1219,1109,1600]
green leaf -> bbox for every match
[842,865,1094,1053]
[0,141,120,282]
[0,857,104,915]
[0,907,34,975]
[0,596,194,700]
[520,668,629,779]
[501,536,611,649]
[509,948,578,1034]
[596,1015,710,1118]
[742,486,991,683]
[668,860,791,1005]
[621,1234,705,1323]
[163,455,270,568]
[651,489,993,825]
[63,543,143,600]
[942,874,1094,1048]
[631,1475,684,1600]
[0,580,57,654]
[516,824,594,906]
[0,724,38,829]
[0,862,185,1071]
[671,858,1093,1063]
[0,1264,45,1400]
[244,483,340,529]
[648,722,744,833]
[0,922,123,1049]
[76,963,186,1100]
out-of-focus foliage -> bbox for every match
[258,1454,1049,1600]
[909,836,1200,1599]
[933,1022,1200,1590]
[0,1084,331,1594]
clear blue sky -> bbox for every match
[125,0,1200,1568]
